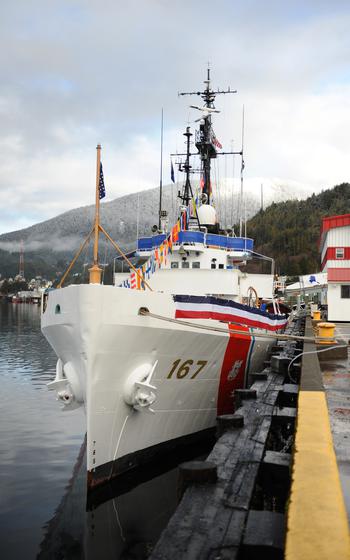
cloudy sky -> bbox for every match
[1,0,349,234]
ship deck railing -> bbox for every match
[137,231,254,252]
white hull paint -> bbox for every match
[42,284,272,486]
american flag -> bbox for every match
[99,162,106,199]
[212,135,222,150]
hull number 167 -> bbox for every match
[166,359,208,379]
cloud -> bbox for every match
[0,1,350,234]
[0,235,84,253]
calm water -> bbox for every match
[0,303,85,559]
[0,302,210,559]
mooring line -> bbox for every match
[139,309,337,344]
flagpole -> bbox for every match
[239,105,245,237]
[158,108,164,231]
[89,144,102,284]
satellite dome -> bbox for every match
[197,204,217,226]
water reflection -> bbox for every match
[0,302,214,559]
[38,437,213,560]
[0,302,85,560]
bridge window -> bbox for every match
[192,262,200,269]
[182,261,190,269]
[218,264,224,269]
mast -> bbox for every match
[181,127,192,207]
[176,126,202,230]
[89,144,103,284]
[58,144,154,291]
[239,106,245,237]
[158,109,164,231]
[201,68,214,203]
[179,68,237,205]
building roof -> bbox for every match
[327,268,350,282]
[320,213,350,251]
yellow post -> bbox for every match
[89,144,102,284]
[312,310,321,320]
[317,322,336,344]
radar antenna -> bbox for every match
[178,68,237,204]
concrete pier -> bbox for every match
[285,318,350,559]
[319,323,350,520]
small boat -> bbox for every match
[41,70,288,489]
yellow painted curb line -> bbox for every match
[285,391,350,559]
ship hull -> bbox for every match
[42,284,272,488]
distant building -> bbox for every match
[320,213,350,321]
[28,277,52,290]
[285,272,327,305]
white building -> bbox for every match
[320,213,350,322]
[285,272,327,305]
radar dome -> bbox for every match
[197,204,217,226]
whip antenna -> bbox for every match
[239,105,245,237]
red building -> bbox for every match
[320,213,350,321]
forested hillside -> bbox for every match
[0,182,349,280]
[0,179,311,279]
[247,183,350,275]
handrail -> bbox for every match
[137,231,254,252]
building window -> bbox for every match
[182,261,190,269]
[192,262,200,269]
[336,247,344,259]
[341,285,350,298]
[171,262,179,268]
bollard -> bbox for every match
[177,460,217,501]
[216,414,244,438]
[235,389,257,400]
[250,371,268,382]
[317,322,336,344]
[312,310,321,320]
